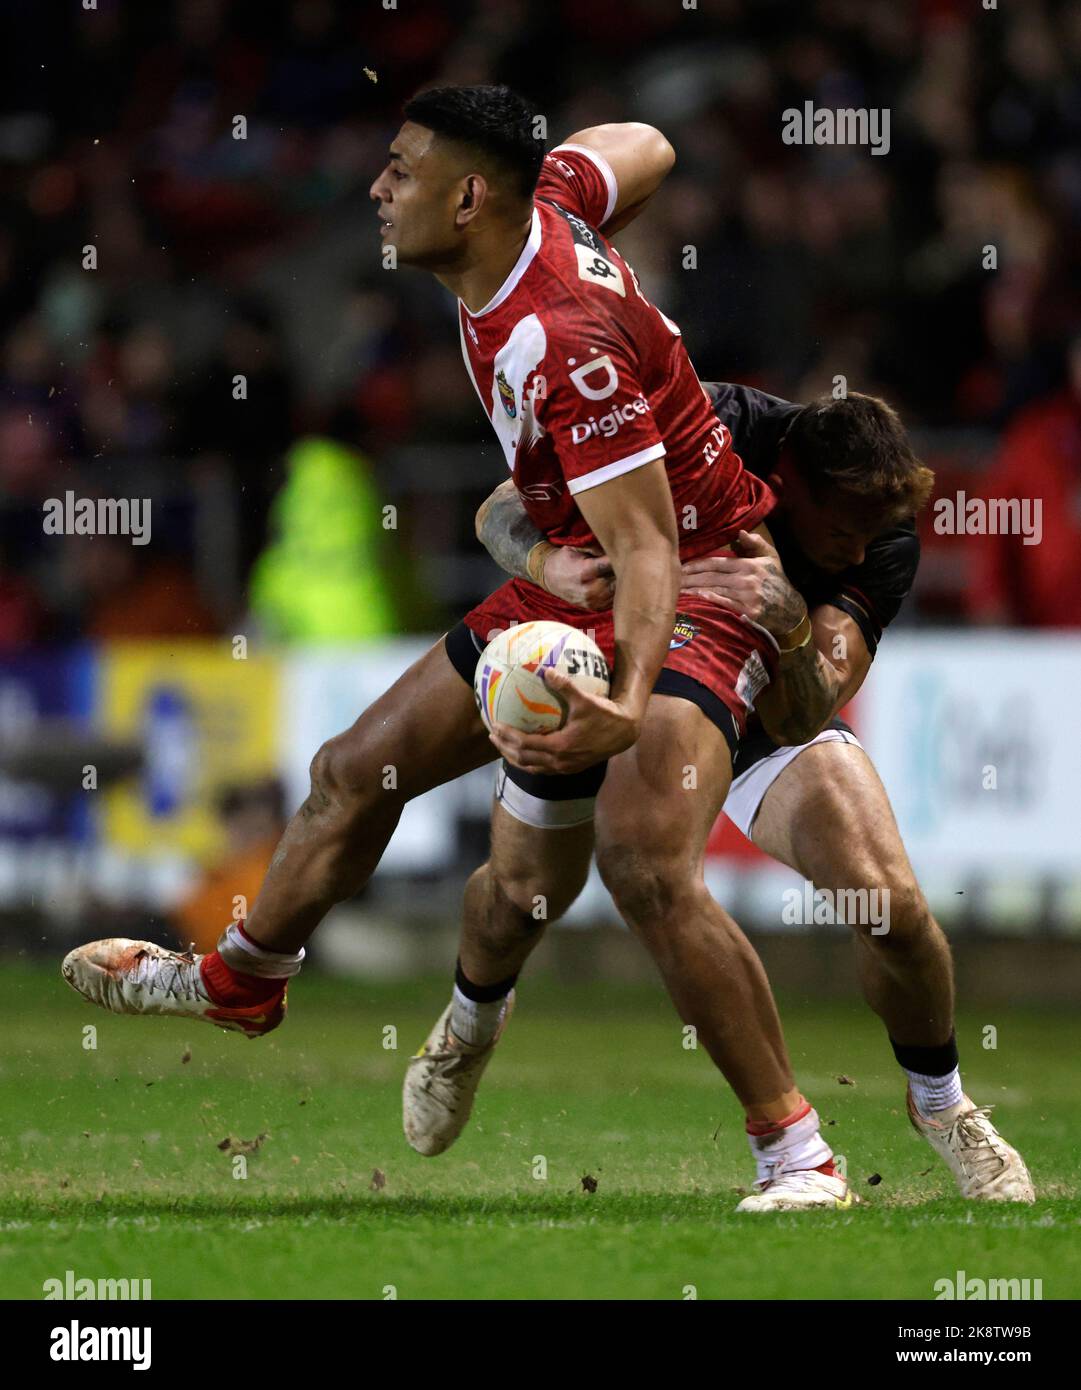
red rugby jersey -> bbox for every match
[457,144,773,558]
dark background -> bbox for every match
[1,0,1079,642]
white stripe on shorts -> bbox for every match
[494,765,597,830]
[723,727,862,839]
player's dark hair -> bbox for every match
[403,84,545,202]
[783,392,934,519]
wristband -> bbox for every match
[775,610,813,654]
[526,540,557,589]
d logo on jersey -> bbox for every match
[569,354,619,400]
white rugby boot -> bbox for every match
[907,1090,1035,1202]
[403,994,514,1156]
[736,1160,854,1212]
[61,938,287,1037]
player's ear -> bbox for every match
[456,174,488,225]
[766,470,786,500]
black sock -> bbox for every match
[454,958,518,1002]
[890,1033,959,1077]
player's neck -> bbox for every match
[435,215,533,314]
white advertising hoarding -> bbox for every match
[856,632,1081,874]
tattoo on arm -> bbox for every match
[761,573,806,633]
[477,480,546,581]
[757,642,841,746]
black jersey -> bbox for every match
[702,381,920,779]
[704,381,919,659]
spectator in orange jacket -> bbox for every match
[172,779,287,954]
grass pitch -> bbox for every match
[1,958,1077,1300]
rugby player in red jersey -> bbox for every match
[368,86,848,1209]
[464,381,1034,1203]
[64,84,848,1209]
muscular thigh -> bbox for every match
[488,801,595,914]
[325,637,496,801]
[751,740,917,891]
[595,693,734,867]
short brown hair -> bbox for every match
[783,392,934,521]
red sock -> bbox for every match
[200,951,284,1008]
[745,1098,813,1137]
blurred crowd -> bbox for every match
[1,0,1080,646]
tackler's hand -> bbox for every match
[680,529,805,635]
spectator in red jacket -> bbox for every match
[966,335,1081,628]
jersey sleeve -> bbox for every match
[824,526,920,657]
[531,331,665,496]
[534,145,618,228]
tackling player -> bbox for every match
[457,379,1033,1203]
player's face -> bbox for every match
[772,469,881,572]
[369,123,464,267]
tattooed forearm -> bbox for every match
[755,640,842,746]
[756,568,806,634]
[476,479,546,581]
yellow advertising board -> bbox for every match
[98,641,279,862]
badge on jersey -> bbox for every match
[542,199,626,297]
[574,243,625,296]
[488,314,548,470]
[496,369,517,419]
[670,614,698,650]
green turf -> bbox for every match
[1,959,1077,1300]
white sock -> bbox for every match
[449,984,510,1047]
[746,1101,833,1185]
[905,1065,963,1115]
[216,921,305,979]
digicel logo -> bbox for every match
[570,395,651,444]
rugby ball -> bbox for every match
[474,621,610,734]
